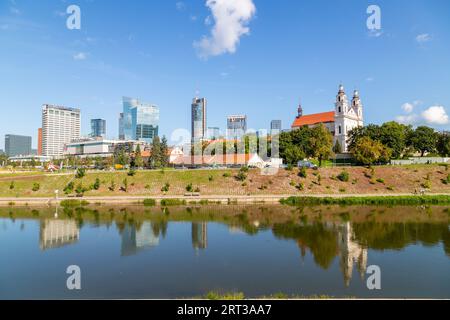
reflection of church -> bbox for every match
[121,222,160,256]
[338,222,368,287]
[192,222,208,250]
[40,219,79,250]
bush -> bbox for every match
[75,168,86,179]
[186,183,193,192]
[208,175,214,182]
[442,174,450,185]
[160,199,187,206]
[421,180,432,189]
[64,182,75,194]
[235,171,247,182]
[285,164,294,171]
[127,169,136,177]
[194,187,201,193]
[109,180,116,191]
[32,183,40,192]
[143,199,156,206]
[122,178,128,192]
[296,183,304,191]
[161,182,170,193]
[75,183,87,195]
[223,173,231,178]
[376,178,385,184]
[298,167,307,178]
[9,181,15,190]
[240,166,249,173]
[337,171,349,182]
[93,178,101,190]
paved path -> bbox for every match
[0,193,448,206]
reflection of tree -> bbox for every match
[273,223,339,269]
[352,222,450,253]
[151,221,168,239]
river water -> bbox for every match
[0,205,449,299]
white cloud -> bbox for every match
[366,77,374,82]
[176,2,186,11]
[368,30,383,38]
[416,33,432,44]
[421,106,449,125]
[73,52,87,60]
[396,114,419,125]
[194,0,256,58]
[401,103,414,114]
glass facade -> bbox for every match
[191,98,207,142]
[227,115,247,139]
[120,97,159,143]
[5,134,32,157]
[91,119,106,138]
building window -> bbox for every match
[338,107,341,113]
[339,126,342,134]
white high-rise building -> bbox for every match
[42,104,81,157]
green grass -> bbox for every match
[143,199,156,206]
[60,199,90,207]
[280,195,450,206]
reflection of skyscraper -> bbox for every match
[338,222,368,287]
[121,222,159,256]
[192,222,208,250]
[39,219,80,250]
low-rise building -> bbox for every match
[64,138,146,158]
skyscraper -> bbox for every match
[37,128,42,156]
[227,115,247,139]
[191,97,207,142]
[119,97,159,143]
[42,104,81,157]
[270,120,282,135]
[91,119,106,138]
[207,127,220,140]
[5,134,32,156]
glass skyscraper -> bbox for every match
[120,97,159,143]
[91,119,106,138]
[227,115,247,139]
[5,134,32,156]
[191,97,207,142]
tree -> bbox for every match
[309,124,334,167]
[437,132,450,157]
[379,122,412,159]
[148,136,162,169]
[350,136,392,166]
[410,126,438,157]
[333,140,342,154]
[132,144,144,168]
[160,136,169,167]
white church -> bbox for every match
[291,84,364,152]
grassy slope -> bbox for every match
[0,165,449,198]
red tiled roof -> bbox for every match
[292,111,335,128]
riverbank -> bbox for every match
[0,165,449,201]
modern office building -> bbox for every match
[192,222,208,250]
[37,128,42,156]
[227,115,247,139]
[42,104,81,157]
[270,120,282,135]
[5,134,32,157]
[91,119,106,138]
[119,97,159,143]
[207,127,220,140]
[191,97,207,142]
[64,138,146,158]
[118,113,125,140]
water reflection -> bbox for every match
[1,205,449,298]
[121,222,160,256]
[39,219,80,251]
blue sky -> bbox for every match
[1,0,449,149]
